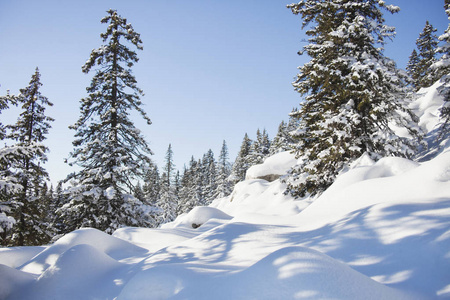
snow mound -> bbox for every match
[217,246,415,300]
[0,264,35,300]
[211,178,308,219]
[163,206,233,229]
[411,79,445,133]
[19,228,147,275]
[16,244,125,300]
[245,151,297,181]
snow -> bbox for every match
[1,82,449,299]
[245,151,297,180]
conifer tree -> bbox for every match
[406,49,421,89]
[156,145,178,225]
[216,140,232,198]
[0,92,19,242]
[432,0,450,139]
[285,0,421,198]
[5,68,54,245]
[60,9,153,234]
[230,133,252,184]
[415,21,439,88]
[200,149,217,205]
[142,163,160,206]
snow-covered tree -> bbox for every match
[142,162,160,206]
[200,149,217,205]
[415,21,439,88]
[0,92,19,242]
[177,158,199,214]
[60,9,153,234]
[4,68,54,245]
[215,140,232,198]
[432,0,450,139]
[285,0,422,198]
[406,49,421,89]
[230,133,252,184]
[156,145,178,225]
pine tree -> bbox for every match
[178,157,199,214]
[142,163,160,206]
[0,91,19,242]
[285,0,421,198]
[432,0,450,139]
[406,49,421,89]
[155,144,178,225]
[60,9,153,234]
[215,140,232,198]
[5,68,54,245]
[200,149,217,205]
[415,21,439,88]
[230,133,252,184]
[163,144,175,187]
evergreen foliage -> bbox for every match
[406,49,421,89]
[3,68,54,245]
[230,133,253,184]
[415,21,439,88]
[432,0,450,139]
[285,0,422,198]
[215,140,232,198]
[156,144,178,225]
[60,9,153,234]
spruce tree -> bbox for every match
[415,21,439,88]
[200,149,217,205]
[432,0,450,140]
[216,140,232,198]
[156,145,178,225]
[5,68,54,245]
[230,133,252,184]
[285,0,421,198]
[406,49,421,89]
[142,163,161,207]
[0,91,19,242]
[60,9,153,234]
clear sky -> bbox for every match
[0,0,448,184]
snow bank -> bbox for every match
[215,246,415,300]
[19,228,147,275]
[211,178,309,219]
[245,151,297,181]
[14,244,125,300]
[162,206,232,229]
[411,79,445,133]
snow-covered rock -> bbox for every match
[245,151,297,181]
[162,206,232,229]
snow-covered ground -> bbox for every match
[0,82,449,299]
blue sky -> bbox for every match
[0,0,449,184]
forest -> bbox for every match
[0,0,449,248]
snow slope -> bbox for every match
[0,82,449,299]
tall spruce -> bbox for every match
[156,144,178,225]
[406,49,421,89]
[60,10,153,234]
[5,68,54,245]
[415,21,439,88]
[285,0,421,198]
[216,140,232,198]
[432,0,450,140]
[0,91,19,242]
[230,133,252,184]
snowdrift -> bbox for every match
[0,82,449,299]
